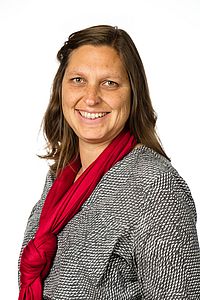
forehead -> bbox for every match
[66,45,126,75]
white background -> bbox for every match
[0,0,199,298]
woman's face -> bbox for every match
[62,45,131,146]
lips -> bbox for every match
[78,110,109,120]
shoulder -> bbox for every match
[122,145,188,190]
[116,145,196,218]
[125,145,174,181]
[32,170,55,215]
[104,144,192,199]
[23,170,55,241]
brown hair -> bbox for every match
[41,25,169,175]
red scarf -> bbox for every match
[19,130,137,300]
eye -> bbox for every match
[71,77,85,84]
[103,80,118,88]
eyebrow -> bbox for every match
[65,70,124,80]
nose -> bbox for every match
[83,84,101,106]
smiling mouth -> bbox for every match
[78,110,110,120]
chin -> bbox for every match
[82,136,106,143]
[78,132,109,143]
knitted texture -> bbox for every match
[19,146,200,299]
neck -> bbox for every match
[78,139,111,172]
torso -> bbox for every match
[19,146,199,299]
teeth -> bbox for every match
[79,111,108,119]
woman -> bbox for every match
[18,25,200,299]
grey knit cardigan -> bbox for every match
[19,146,200,299]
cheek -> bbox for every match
[117,96,131,125]
[61,99,68,119]
[61,95,71,123]
[62,87,74,111]
[110,99,130,127]
[62,89,81,112]
[62,88,68,105]
[124,91,131,114]
[122,103,131,124]
[118,95,131,115]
